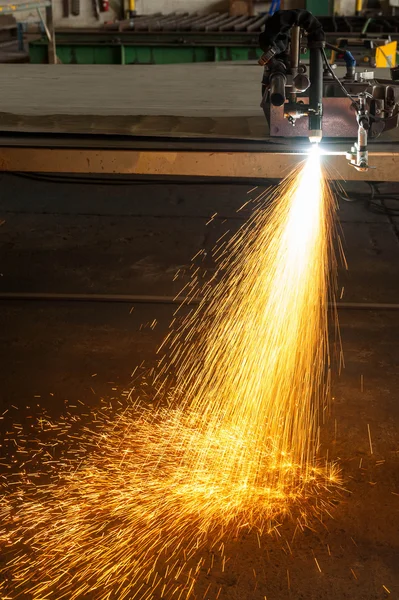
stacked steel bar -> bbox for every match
[101,13,399,35]
[123,12,269,32]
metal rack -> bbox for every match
[28,12,399,65]
[0,0,56,62]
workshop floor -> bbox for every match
[0,173,398,600]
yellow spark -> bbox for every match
[205,212,217,225]
[314,557,322,573]
[367,423,374,455]
[247,186,258,195]
[0,147,341,599]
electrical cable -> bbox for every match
[0,292,398,310]
[321,46,360,110]
[325,42,356,69]
[8,172,282,187]
[325,42,345,55]
[9,172,399,215]
[337,181,399,216]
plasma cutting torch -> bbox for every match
[259,9,399,171]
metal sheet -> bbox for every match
[0,147,398,181]
[269,98,359,138]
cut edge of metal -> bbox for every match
[0,147,398,181]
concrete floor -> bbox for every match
[0,173,399,599]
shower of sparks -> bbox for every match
[0,146,340,599]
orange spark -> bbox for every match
[0,147,340,599]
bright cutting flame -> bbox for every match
[0,147,339,599]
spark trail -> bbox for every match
[0,147,339,599]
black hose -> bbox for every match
[325,42,344,55]
[259,9,325,54]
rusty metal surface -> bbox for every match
[0,147,398,181]
[269,98,359,138]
